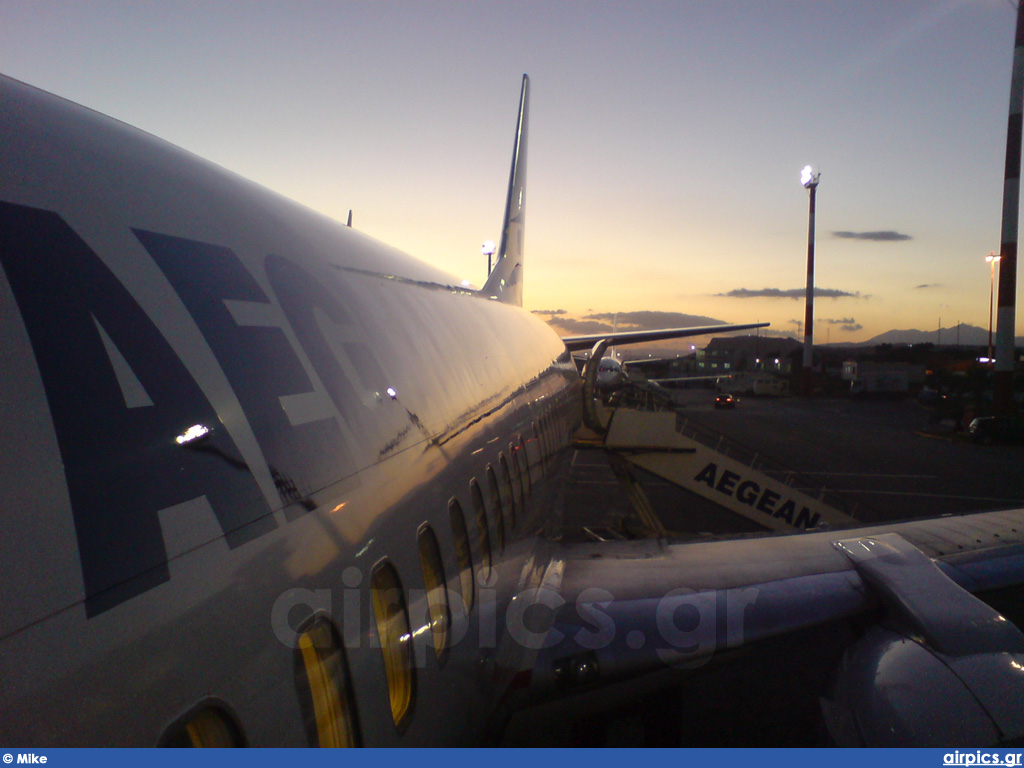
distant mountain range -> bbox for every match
[851,323,1024,347]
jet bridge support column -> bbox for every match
[582,339,612,434]
[605,451,669,538]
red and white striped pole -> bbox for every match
[994,3,1024,415]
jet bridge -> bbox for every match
[592,407,860,534]
[579,346,860,535]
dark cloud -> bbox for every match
[794,317,863,332]
[814,288,863,299]
[544,317,614,335]
[721,287,860,299]
[540,309,742,338]
[832,230,912,242]
[531,308,567,315]
[584,310,726,329]
[723,288,804,299]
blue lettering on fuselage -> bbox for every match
[0,202,276,615]
[264,253,408,453]
[134,230,360,516]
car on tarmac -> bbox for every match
[714,393,737,409]
[969,416,1024,444]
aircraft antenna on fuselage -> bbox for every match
[482,74,529,306]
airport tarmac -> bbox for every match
[560,390,1024,539]
[513,390,1024,746]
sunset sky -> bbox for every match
[2,0,1020,344]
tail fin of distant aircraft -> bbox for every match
[482,74,529,306]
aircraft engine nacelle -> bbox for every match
[822,624,1024,746]
[823,533,1024,747]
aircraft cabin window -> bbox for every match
[516,435,531,498]
[417,524,450,664]
[508,442,525,512]
[531,420,546,476]
[158,703,244,747]
[371,560,416,731]
[468,481,491,577]
[497,456,516,528]
[468,479,497,557]
[448,498,475,612]
[483,469,505,550]
[294,617,360,747]
[501,450,520,518]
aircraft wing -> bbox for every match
[646,374,730,385]
[562,322,769,352]
[495,508,1024,746]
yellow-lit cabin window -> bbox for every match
[469,480,493,574]
[479,472,504,552]
[371,560,415,730]
[295,618,359,747]
[485,466,507,543]
[508,442,525,508]
[417,524,450,663]
[532,420,546,476]
[499,453,518,526]
[517,435,532,498]
[448,498,475,612]
[159,704,243,747]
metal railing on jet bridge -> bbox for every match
[668,409,884,524]
[610,377,880,521]
[587,382,881,533]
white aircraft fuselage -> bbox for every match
[0,74,580,745]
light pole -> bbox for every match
[987,251,1001,362]
[801,165,820,397]
[482,240,496,277]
